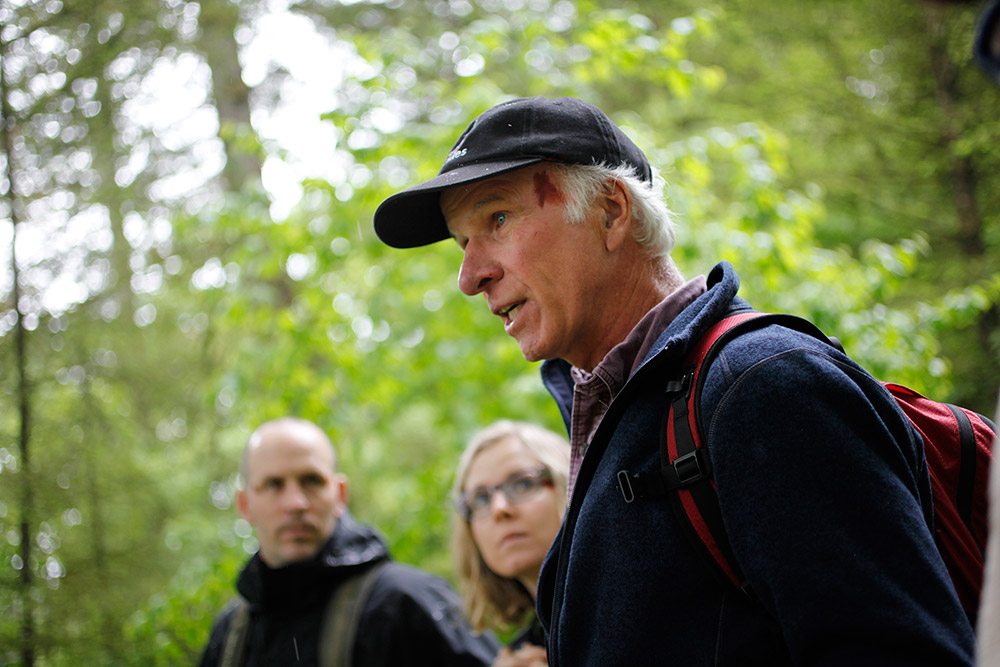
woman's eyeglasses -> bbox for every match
[456,468,554,521]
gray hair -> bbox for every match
[551,162,675,258]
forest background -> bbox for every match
[1,0,998,664]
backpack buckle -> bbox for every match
[672,449,712,488]
[665,369,693,396]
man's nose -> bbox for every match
[280,483,309,510]
[457,239,501,296]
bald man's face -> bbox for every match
[237,422,345,568]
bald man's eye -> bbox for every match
[302,474,326,488]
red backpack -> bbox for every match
[616,311,996,621]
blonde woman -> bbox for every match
[452,420,570,667]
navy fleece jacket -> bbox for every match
[537,261,975,666]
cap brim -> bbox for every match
[373,157,544,248]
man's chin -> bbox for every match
[516,337,548,363]
[273,543,321,566]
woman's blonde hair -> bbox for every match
[450,420,570,632]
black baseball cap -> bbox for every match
[975,0,1000,84]
[373,96,653,249]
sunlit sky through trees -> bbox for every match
[2,7,369,315]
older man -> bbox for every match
[199,417,498,667]
[373,97,976,665]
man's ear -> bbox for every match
[334,473,349,516]
[600,178,632,253]
[236,489,250,522]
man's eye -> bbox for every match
[492,212,508,227]
[302,475,325,487]
[264,479,283,491]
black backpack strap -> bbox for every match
[219,598,250,667]
[948,404,997,552]
[319,560,389,667]
[617,311,833,596]
[948,404,979,547]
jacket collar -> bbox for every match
[542,261,747,422]
[635,260,746,369]
[237,510,389,611]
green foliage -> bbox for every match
[658,0,1000,408]
[124,550,245,665]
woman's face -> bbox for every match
[463,436,564,596]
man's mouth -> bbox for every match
[498,302,523,325]
[280,523,316,539]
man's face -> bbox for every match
[442,164,619,371]
[237,423,345,568]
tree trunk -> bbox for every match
[93,78,135,316]
[1,32,36,667]
[198,2,262,192]
[925,7,985,256]
[79,368,118,660]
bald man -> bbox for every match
[199,418,499,667]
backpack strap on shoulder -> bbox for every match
[617,311,831,596]
[949,403,981,549]
[320,560,390,667]
[219,598,250,667]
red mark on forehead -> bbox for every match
[533,170,565,209]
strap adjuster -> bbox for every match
[617,449,713,504]
[665,370,693,396]
[617,470,638,503]
[672,449,711,487]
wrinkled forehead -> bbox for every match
[442,164,564,232]
[441,168,527,215]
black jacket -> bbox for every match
[199,511,499,667]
